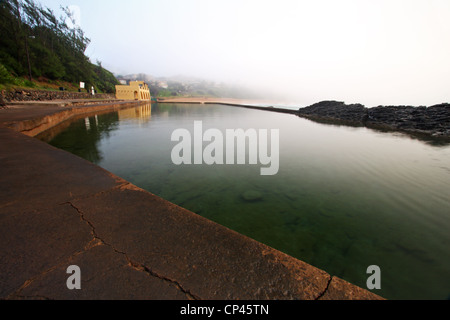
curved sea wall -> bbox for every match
[298,101,450,138]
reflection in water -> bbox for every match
[295,116,450,147]
[44,110,120,164]
[84,117,90,131]
[37,104,153,164]
[40,103,450,300]
[118,104,152,123]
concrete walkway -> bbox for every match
[0,100,383,300]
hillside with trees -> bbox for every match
[0,0,119,93]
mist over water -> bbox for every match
[41,0,450,107]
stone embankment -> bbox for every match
[1,88,114,104]
[298,101,450,138]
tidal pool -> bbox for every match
[38,103,450,300]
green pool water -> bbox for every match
[39,103,450,300]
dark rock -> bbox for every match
[241,190,263,202]
[367,104,450,137]
[298,101,368,124]
[298,100,450,138]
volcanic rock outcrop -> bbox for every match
[298,101,450,138]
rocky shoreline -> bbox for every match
[298,101,450,139]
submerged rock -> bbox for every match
[241,190,263,202]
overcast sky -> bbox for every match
[39,0,450,107]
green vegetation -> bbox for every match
[0,0,119,93]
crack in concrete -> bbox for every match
[315,276,333,300]
[4,201,106,299]
[60,181,132,204]
[6,244,87,299]
[65,202,98,241]
[65,201,199,300]
[126,259,199,301]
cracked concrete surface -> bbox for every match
[0,102,384,300]
[65,200,197,300]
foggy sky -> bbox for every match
[40,0,450,107]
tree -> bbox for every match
[0,0,119,92]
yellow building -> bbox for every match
[115,81,151,100]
